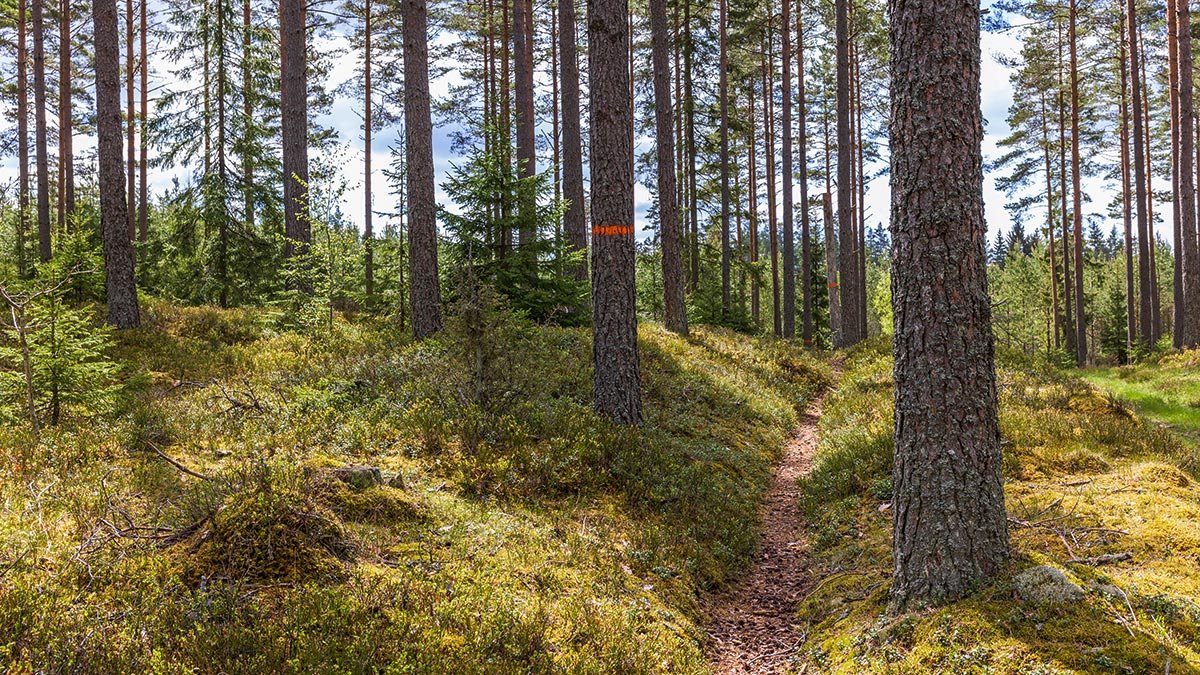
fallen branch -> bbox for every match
[144,441,213,481]
[1068,552,1133,566]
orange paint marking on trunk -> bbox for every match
[593,224,634,236]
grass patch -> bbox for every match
[0,302,828,672]
[796,341,1200,674]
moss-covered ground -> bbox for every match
[795,340,1200,674]
[0,300,829,672]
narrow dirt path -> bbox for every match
[704,396,823,673]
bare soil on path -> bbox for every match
[704,396,824,673]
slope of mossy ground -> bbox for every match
[796,339,1200,674]
[0,299,828,673]
[1082,351,1200,449]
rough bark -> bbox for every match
[139,0,149,241]
[33,0,51,261]
[1040,94,1060,351]
[749,78,760,324]
[823,112,841,345]
[1175,0,1200,347]
[888,0,1007,609]
[764,35,782,337]
[281,0,310,259]
[590,0,642,425]
[126,0,136,241]
[1068,0,1086,365]
[835,0,859,346]
[781,0,795,338]
[1118,27,1135,355]
[650,0,687,335]
[514,0,536,248]
[404,0,443,339]
[243,0,254,231]
[560,0,587,281]
[95,0,140,328]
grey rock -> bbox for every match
[387,472,406,490]
[1013,565,1085,605]
[330,465,383,490]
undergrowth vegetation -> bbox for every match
[796,339,1200,674]
[0,298,828,672]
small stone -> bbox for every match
[330,465,383,491]
[387,472,406,490]
[1013,565,1085,605]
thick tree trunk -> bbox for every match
[404,0,443,339]
[889,0,1007,609]
[364,0,374,296]
[560,0,587,281]
[781,0,795,338]
[835,0,859,346]
[95,0,140,328]
[1174,0,1200,347]
[797,5,812,346]
[33,0,51,261]
[650,0,687,335]
[719,0,731,318]
[58,0,74,232]
[514,0,536,248]
[281,0,310,259]
[590,0,641,425]
[1068,0,1086,365]
[17,0,29,276]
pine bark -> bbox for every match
[590,0,642,425]
[650,0,687,335]
[364,0,374,296]
[889,0,1008,609]
[1174,0,1200,347]
[560,0,587,281]
[1118,26,1136,355]
[33,0,51,261]
[95,0,140,328]
[835,0,860,346]
[281,0,310,259]
[1127,0,1152,350]
[514,0,536,248]
[764,35,782,337]
[685,0,699,290]
[797,5,812,345]
[58,0,74,231]
[781,0,795,338]
[1068,0,1086,365]
[17,0,29,275]
[243,0,254,231]
[1040,94,1061,351]
[139,0,149,241]
[824,112,841,345]
[404,0,444,339]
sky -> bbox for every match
[0,15,1156,248]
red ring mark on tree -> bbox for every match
[593,224,634,236]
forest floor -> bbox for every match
[1082,353,1200,449]
[705,397,823,673]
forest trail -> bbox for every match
[704,395,824,673]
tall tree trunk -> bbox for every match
[499,0,512,254]
[797,5,812,345]
[685,0,699,290]
[364,0,374,296]
[126,0,136,241]
[590,0,641,424]
[824,110,841,345]
[281,0,310,260]
[216,0,229,307]
[749,77,760,325]
[1174,0,1200,347]
[889,0,1007,609]
[765,34,782,337]
[560,0,587,281]
[1141,37,1161,343]
[1057,24,1075,355]
[404,0,443,339]
[1118,24,1136,356]
[58,0,74,233]
[95,0,140,328]
[33,0,51,261]
[781,0,795,337]
[139,0,149,241]
[650,0,686,334]
[1040,94,1061,351]
[719,0,731,317]
[514,0,536,248]
[1068,0,1086,365]
[835,0,859,346]
[17,0,29,276]
[243,0,254,232]
[853,35,868,339]
[1127,1,1152,350]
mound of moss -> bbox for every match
[796,341,1200,674]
